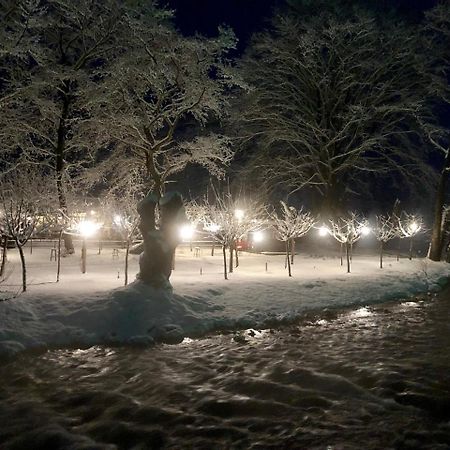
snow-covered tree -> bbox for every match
[0,167,54,292]
[238,13,434,213]
[423,3,450,261]
[397,213,424,260]
[99,190,142,286]
[91,18,238,198]
[0,0,129,253]
[203,195,266,279]
[326,213,370,273]
[270,201,316,276]
[373,215,398,269]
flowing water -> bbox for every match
[1,289,450,450]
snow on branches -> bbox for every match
[373,215,398,268]
[202,195,266,279]
[326,213,370,273]
[270,201,316,276]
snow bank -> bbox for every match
[1,250,449,357]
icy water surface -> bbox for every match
[1,291,450,449]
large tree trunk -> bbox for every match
[429,150,450,261]
[56,84,74,254]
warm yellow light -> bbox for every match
[179,224,195,241]
[234,209,245,221]
[77,220,101,237]
[361,225,371,236]
[409,221,420,233]
[253,231,264,243]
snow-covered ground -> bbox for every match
[1,241,449,357]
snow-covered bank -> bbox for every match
[1,247,449,357]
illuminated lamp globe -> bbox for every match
[253,231,264,243]
[180,224,195,241]
[78,220,100,237]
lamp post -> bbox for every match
[77,220,100,273]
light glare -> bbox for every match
[180,224,195,241]
[78,220,101,237]
[253,231,264,243]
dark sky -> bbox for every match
[164,0,284,52]
[164,0,439,53]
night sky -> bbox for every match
[165,0,440,52]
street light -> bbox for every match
[235,209,245,222]
[179,224,195,241]
[361,225,371,236]
[318,225,328,237]
[77,220,101,273]
[252,231,264,243]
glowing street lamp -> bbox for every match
[252,230,264,243]
[361,225,371,236]
[408,221,420,234]
[318,225,329,237]
[179,224,195,241]
[77,220,101,273]
[234,209,245,222]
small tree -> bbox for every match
[397,213,424,260]
[270,201,316,277]
[327,213,370,273]
[100,189,141,286]
[203,195,265,279]
[0,167,54,292]
[373,215,398,268]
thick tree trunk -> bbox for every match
[235,246,239,268]
[223,245,228,280]
[429,150,450,261]
[17,243,27,292]
[56,84,74,254]
[340,242,343,266]
[211,242,215,256]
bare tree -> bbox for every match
[203,195,266,279]
[397,213,424,261]
[326,213,370,273]
[0,167,53,292]
[270,201,316,276]
[238,13,434,213]
[373,215,398,269]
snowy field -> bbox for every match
[1,241,449,357]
